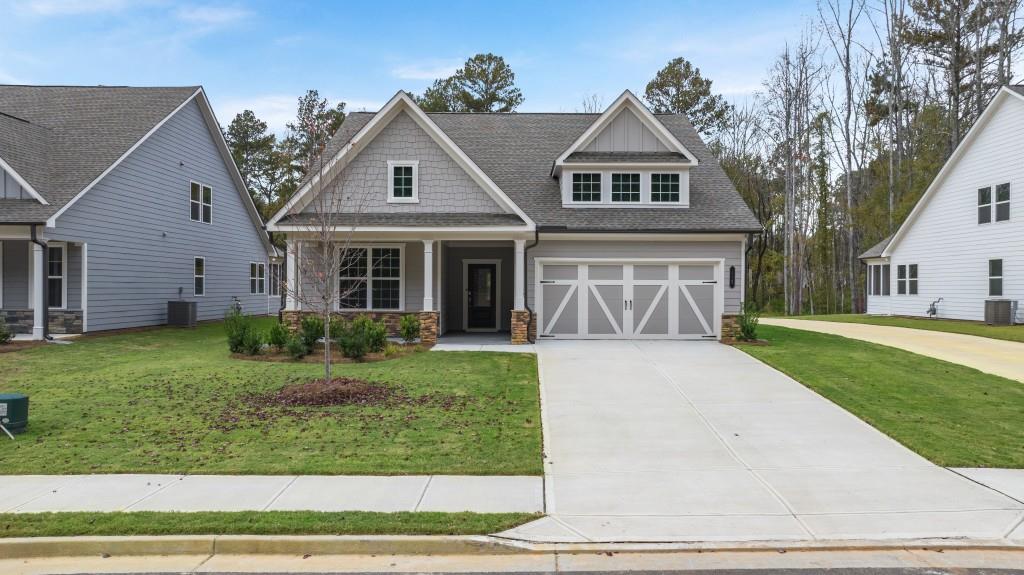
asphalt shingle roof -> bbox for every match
[311,110,761,233]
[859,235,893,259]
[278,212,524,227]
[564,151,691,163]
[0,85,199,223]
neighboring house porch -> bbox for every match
[0,232,86,337]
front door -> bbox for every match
[466,263,498,330]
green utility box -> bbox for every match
[0,393,28,435]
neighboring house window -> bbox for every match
[387,161,418,203]
[996,183,1010,222]
[908,264,918,295]
[611,173,641,203]
[250,262,265,295]
[269,263,281,297]
[47,245,64,308]
[978,187,992,224]
[338,246,403,311]
[651,173,680,202]
[869,264,890,296]
[989,259,1003,297]
[896,265,906,295]
[883,264,890,295]
[190,182,212,223]
[571,173,602,202]
[194,257,205,296]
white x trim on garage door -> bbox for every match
[536,258,723,340]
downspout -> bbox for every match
[29,224,50,341]
[744,232,754,306]
[523,227,540,343]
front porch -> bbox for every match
[283,237,532,345]
[1,235,86,339]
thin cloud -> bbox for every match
[390,59,462,81]
[218,93,373,136]
[12,0,133,16]
[0,68,27,84]
[175,4,251,26]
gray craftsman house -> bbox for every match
[268,90,759,344]
[0,85,277,339]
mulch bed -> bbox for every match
[259,377,395,407]
[230,343,428,364]
[0,341,46,353]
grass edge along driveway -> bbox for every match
[780,313,1024,344]
[738,325,1024,468]
[0,511,540,538]
[0,319,542,476]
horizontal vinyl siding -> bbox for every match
[48,100,272,331]
[886,93,1024,322]
[526,239,744,314]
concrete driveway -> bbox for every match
[762,317,1024,383]
[500,340,1024,543]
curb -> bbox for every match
[1,535,1022,560]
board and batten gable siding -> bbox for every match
[525,239,744,315]
[582,108,671,153]
[47,99,272,331]
[883,92,1024,322]
[1,167,31,199]
[302,110,505,215]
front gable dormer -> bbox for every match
[553,91,696,208]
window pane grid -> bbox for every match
[194,257,205,296]
[611,173,640,202]
[978,186,992,224]
[996,183,1010,222]
[392,165,414,198]
[651,173,680,202]
[338,247,401,310]
[572,173,601,202]
[990,259,1004,297]
[190,182,212,223]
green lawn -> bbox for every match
[784,313,1024,343]
[0,511,538,538]
[0,319,542,475]
[739,325,1024,468]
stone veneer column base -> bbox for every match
[283,310,438,346]
[418,311,438,346]
[1,309,82,334]
[721,314,741,343]
[510,310,532,345]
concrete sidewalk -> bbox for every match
[0,474,543,514]
[762,317,1024,383]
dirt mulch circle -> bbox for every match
[258,377,394,407]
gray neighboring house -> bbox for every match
[0,85,278,339]
[268,90,760,344]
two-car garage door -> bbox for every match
[537,260,722,340]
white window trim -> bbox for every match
[995,182,1011,222]
[194,256,206,297]
[569,172,603,204]
[269,262,281,297]
[610,172,642,203]
[387,161,419,204]
[989,258,1004,297]
[190,181,213,224]
[250,262,266,295]
[335,244,406,312]
[47,242,67,310]
[562,170,689,207]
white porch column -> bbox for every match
[285,240,299,311]
[513,239,526,309]
[422,240,434,311]
[31,242,44,340]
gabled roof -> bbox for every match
[291,108,759,233]
[882,85,1024,256]
[551,90,698,175]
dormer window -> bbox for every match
[651,173,681,203]
[611,173,641,202]
[387,161,418,203]
[572,173,602,202]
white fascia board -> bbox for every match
[192,88,277,256]
[268,224,531,234]
[46,88,201,228]
[266,90,536,228]
[552,90,698,176]
[883,87,1018,257]
[539,232,747,242]
[561,162,693,170]
[0,155,48,205]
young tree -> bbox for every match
[282,90,347,175]
[417,53,524,112]
[225,110,283,218]
[643,57,732,137]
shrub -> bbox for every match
[738,301,760,341]
[240,328,265,355]
[0,321,11,345]
[286,335,310,360]
[328,317,346,345]
[339,315,388,360]
[267,321,290,351]
[299,315,324,349]
[224,307,253,353]
[399,314,420,344]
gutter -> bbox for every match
[29,224,50,341]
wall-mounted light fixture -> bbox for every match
[729,266,736,289]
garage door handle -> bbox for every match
[702,280,717,284]
[539,280,555,284]
[623,299,632,310]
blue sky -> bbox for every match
[1,0,816,133]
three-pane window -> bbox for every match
[194,257,206,296]
[250,262,265,295]
[572,173,602,202]
[989,259,1003,297]
[338,247,402,310]
[190,182,212,223]
[47,245,64,308]
[611,173,641,202]
[651,173,680,202]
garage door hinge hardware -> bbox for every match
[702,280,717,284]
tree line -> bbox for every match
[226,0,1024,315]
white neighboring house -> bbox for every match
[861,85,1024,323]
